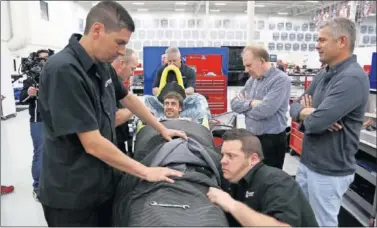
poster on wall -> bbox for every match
[284,43,292,51]
[362,35,370,44]
[277,23,285,30]
[219,31,226,39]
[309,22,316,32]
[138,30,146,39]
[289,33,296,41]
[268,42,276,51]
[293,43,300,51]
[269,23,276,30]
[273,32,280,41]
[258,20,265,30]
[368,26,375,34]
[174,30,182,39]
[301,43,308,51]
[308,43,316,52]
[285,22,292,31]
[277,43,284,51]
[196,19,204,28]
[188,19,196,28]
[297,33,304,41]
[161,19,168,28]
[371,36,376,45]
[227,31,235,40]
[302,23,309,31]
[281,32,288,41]
[254,31,260,40]
[223,19,232,29]
[313,33,318,42]
[360,25,368,34]
[305,33,312,42]
[179,19,186,29]
[293,24,301,31]
[169,19,177,28]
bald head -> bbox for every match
[165,46,181,68]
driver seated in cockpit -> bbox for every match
[154,92,193,122]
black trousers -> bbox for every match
[42,198,113,227]
[257,131,287,169]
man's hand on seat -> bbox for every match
[145,167,184,183]
[152,87,159,96]
[161,128,188,141]
[185,87,195,95]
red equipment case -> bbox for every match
[185,54,227,115]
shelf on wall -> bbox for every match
[365,112,377,118]
[356,165,376,186]
[342,194,370,227]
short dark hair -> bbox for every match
[163,92,184,108]
[222,129,264,159]
[84,1,135,35]
[36,49,49,57]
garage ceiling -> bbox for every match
[77,1,327,16]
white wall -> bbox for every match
[1,1,88,116]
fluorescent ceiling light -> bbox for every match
[210,9,220,12]
[369,13,376,16]
[255,4,265,7]
[175,2,187,5]
[175,9,185,12]
[215,2,226,6]
[132,2,145,5]
[137,8,148,12]
[305,1,318,3]
[278,12,288,15]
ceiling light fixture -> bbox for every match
[215,3,226,6]
[132,2,145,5]
[175,2,188,5]
[278,12,289,15]
[210,9,220,12]
[175,8,185,12]
[137,8,148,12]
[305,1,318,3]
[255,4,265,7]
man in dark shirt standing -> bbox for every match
[207,129,318,227]
[152,47,196,96]
[19,49,50,201]
[290,17,370,226]
[111,48,138,155]
[38,2,186,226]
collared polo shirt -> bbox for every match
[227,162,319,227]
[38,33,128,209]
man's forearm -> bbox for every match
[85,133,148,179]
[230,201,290,227]
[121,94,166,133]
[115,108,133,127]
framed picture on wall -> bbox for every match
[196,19,204,29]
[305,33,312,42]
[302,23,308,31]
[360,25,367,34]
[277,43,284,51]
[165,30,173,39]
[179,19,186,29]
[284,43,292,51]
[210,30,217,39]
[157,30,164,38]
[371,36,376,45]
[368,26,375,34]
[161,19,168,28]
[273,32,280,41]
[281,32,288,41]
[293,24,300,31]
[308,43,316,52]
[289,33,296,41]
[134,19,142,28]
[301,43,308,51]
[362,35,370,44]
[277,23,285,30]
[219,31,226,39]
[297,33,304,41]
[313,33,318,42]
[192,30,199,39]
[147,30,155,39]
[268,42,276,51]
[227,31,235,40]
[293,43,300,51]
[215,20,222,29]
[153,19,160,28]
[285,22,292,31]
[269,23,276,30]
[236,31,243,40]
[138,30,146,39]
[183,31,191,39]
[174,30,182,39]
[223,19,232,29]
[188,19,196,28]
[258,20,265,30]
[169,19,177,28]
[254,31,260,40]
[201,31,206,39]
[309,23,316,32]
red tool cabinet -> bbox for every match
[186,54,228,115]
[289,76,313,155]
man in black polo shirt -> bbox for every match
[152,46,196,96]
[207,129,318,227]
[38,2,186,226]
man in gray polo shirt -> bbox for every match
[231,45,291,169]
[290,17,370,226]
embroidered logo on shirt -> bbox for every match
[105,78,112,88]
[245,191,254,198]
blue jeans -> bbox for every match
[30,122,43,190]
[296,162,354,226]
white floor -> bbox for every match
[0,87,300,226]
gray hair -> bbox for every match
[165,46,181,58]
[119,48,136,64]
[319,17,356,53]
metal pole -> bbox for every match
[246,1,255,45]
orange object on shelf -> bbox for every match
[289,121,303,155]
